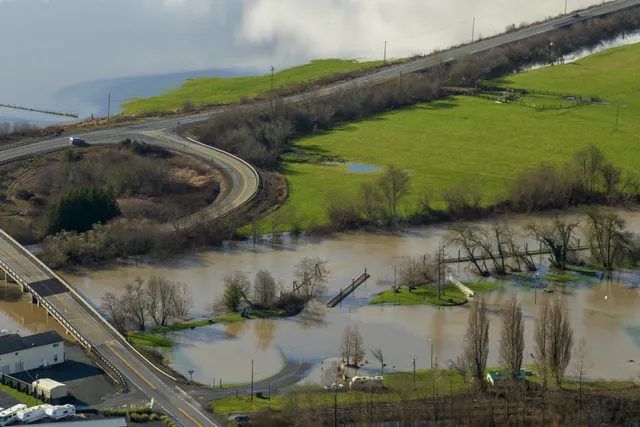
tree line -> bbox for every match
[100,275,193,332]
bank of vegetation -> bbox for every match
[217,296,639,426]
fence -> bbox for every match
[0,103,77,118]
[1,373,49,403]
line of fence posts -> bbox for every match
[0,373,49,403]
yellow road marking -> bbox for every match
[23,273,158,392]
[105,342,157,390]
[178,408,203,427]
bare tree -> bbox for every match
[146,275,175,326]
[573,144,604,194]
[377,165,410,223]
[123,277,149,331]
[463,297,490,391]
[253,269,278,308]
[548,298,574,389]
[501,222,537,272]
[351,325,366,370]
[572,338,591,422]
[100,289,129,332]
[294,257,330,298]
[171,282,193,320]
[434,244,447,299]
[371,348,386,375]
[321,361,341,386]
[448,357,470,384]
[584,207,633,270]
[499,296,524,379]
[341,325,354,367]
[527,216,579,270]
[359,181,382,222]
[398,256,432,289]
[534,298,551,390]
[446,224,489,276]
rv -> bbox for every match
[46,405,75,420]
[17,405,52,424]
[0,405,27,427]
[349,375,384,391]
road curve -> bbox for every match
[0,1,638,426]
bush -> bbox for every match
[15,188,35,201]
[46,186,120,235]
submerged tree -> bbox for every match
[527,216,579,270]
[584,207,633,270]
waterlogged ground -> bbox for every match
[48,208,640,385]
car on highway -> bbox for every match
[69,137,87,146]
[572,13,580,18]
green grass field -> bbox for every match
[211,369,467,415]
[370,281,502,306]
[0,384,43,407]
[121,59,387,115]
[267,42,640,229]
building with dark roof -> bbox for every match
[0,331,64,374]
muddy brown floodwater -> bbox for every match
[2,208,639,385]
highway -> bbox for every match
[0,2,638,427]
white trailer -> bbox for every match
[0,404,27,427]
[45,404,75,420]
[16,405,52,424]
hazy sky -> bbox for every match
[0,0,601,110]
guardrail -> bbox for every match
[0,228,178,383]
[0,134,60,153]
[0,232,128,392]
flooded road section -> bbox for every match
[58,208,640,385]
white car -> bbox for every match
[69,137,87,146]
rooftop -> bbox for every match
[0,331,64,356]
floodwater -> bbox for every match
[53,208,640,385]
[0,282,70,338]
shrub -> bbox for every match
[15,188,35,201]
[46,186,120,235]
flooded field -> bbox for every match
[52,208,640,385]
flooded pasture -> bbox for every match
[50,208,640,386]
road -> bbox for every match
[0,2,639,427]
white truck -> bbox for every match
[16,405,52,424]
[0,404,27,426]
[46,404,75,420]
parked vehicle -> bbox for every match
[0,404,27,426]
[46,405,75,420]
[16,405,52,424]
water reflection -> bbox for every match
[60,208,640,384]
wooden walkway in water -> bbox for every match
[443,243,591,265]
[327,269,371,308]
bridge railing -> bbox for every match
[0,229,177,383]
[0,243,127,392]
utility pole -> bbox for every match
[107,92,111,121]
[270,66,275,90]
[383,41,387,63]
[394,265,397,291]
[565,0,568,14]
[471,18,476,42]
[429,338,434,369]
[412,355,416,391]
[268,383,271,411]
[250,359,254,400]
[333,389,338,427]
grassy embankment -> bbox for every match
[121,59,388,115]
[0,384,43,407]
[130,310,285,348]
[212,366,635,415]
[263,42,640,228]
[370,281,502,306]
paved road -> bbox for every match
[0,2,639,427]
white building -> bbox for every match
[0,331,64,375]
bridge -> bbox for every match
[326,270,371,308]
[0,1,639,426]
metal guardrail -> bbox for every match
[0,134,60,153]
[0,228,177,384]
[0,249,127,392]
